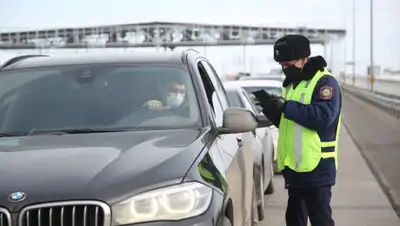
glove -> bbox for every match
[251,90,283,110]
[265,96,286,116]
[251,89,285,127]
[251,90,273,107]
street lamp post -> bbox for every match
[352,0,356,86]
[242,45,247,73]
[330,42,334,75]
[369,0,374,92]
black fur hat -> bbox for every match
[273,34,311,62]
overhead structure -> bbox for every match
[0,21,346,50]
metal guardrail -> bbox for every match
[341,83,400,120]
[341,76,400,97]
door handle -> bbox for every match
[236,138,243,146]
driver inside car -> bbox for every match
[143,80,186,112]
[113,76,191,127]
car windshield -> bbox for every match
[242,86,282,96]
[226,90,244,108]
[0,64,201,135]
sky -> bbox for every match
[0,0,399,76]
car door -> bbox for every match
[228,89,263,172]
[200,61,254,225]
[240,91,268,144]
[240,92,265,142]
[241,91,274,183]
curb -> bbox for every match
[341,102,400,218]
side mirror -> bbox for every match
[256,114,273,127]
[218,107,258,134]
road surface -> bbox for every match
[341,91,400,215]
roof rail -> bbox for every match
[0,54,48,70]
[181,48,200,63]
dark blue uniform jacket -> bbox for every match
[280,56,342,189]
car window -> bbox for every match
[226,90,244,108]
[211,92,224,127]
[0,65,201,134]
[201,61,229,110]
[197,62,225,128]
[241,91,257,114]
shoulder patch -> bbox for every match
[319,85,333,100]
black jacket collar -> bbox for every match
[282,55,327,87]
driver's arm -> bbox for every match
[143,100,165,111]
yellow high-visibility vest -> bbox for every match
[278,68,342,172]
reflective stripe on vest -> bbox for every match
[278,68,342,172]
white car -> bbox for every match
[230,80,283,96]
[223,83,276,220]
[239,74,284,82]
[223,80,283,173]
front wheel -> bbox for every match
[222,216,232,226]
[273,160,281,174]
[251,182,260,226]
[257,170,265,221]
[273,146,280,175]
[265,160,275,195]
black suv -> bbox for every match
[0,50,269,226]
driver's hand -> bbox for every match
[143,100,164,111]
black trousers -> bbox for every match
[285,186,334,226]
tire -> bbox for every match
[222,216,232,226]
[257,169,265,221]
[265,160,275,195]
[273,161,281,174]
[251,182,260,226]
[272,145,281,174]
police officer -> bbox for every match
[252,34,342,226]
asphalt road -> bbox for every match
[340,91,400,215]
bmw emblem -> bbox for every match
[8,192,27,202]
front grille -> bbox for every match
[19,201,111,226]
[0,208,11,226]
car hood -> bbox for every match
[0,129,207,211]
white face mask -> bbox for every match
[166,92,185,108]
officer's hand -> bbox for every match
[143,100,164,111]
[251,90,274,109]
[269,93,280,99]
[251,90,272,102]
[261,97,286,118]
[272,96,286,115]
[260,97,285,128]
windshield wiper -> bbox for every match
[27,128,128,136]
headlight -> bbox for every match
[112,182,213,225]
